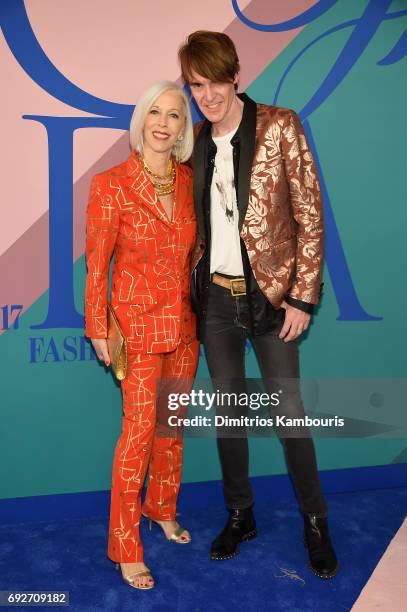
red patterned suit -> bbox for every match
[85,151,199,562]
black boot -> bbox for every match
[304,515,338,578]
[210,507,257,560]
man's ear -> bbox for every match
[233,71,240,90]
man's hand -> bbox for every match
[91,338,110,366]
[279,301,311,342]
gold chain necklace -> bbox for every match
[141,156,176,196]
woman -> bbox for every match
[84,81,199,590]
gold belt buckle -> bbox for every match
[230,278,246,296]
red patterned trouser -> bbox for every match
[108,339,199,562]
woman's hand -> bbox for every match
[91,338,110,366]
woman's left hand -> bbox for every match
[91,338,110,366]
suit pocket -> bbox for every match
[271,236,296,251]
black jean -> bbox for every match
[203,282,327,516]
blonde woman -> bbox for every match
[85,81,199,589]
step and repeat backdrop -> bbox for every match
[1,0,406,501]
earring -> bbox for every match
[177,134,184,141]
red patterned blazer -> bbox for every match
[84,151,197,354]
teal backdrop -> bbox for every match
[1,0,406,501]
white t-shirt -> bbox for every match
[210,129,244,276]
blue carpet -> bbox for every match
[0,487,406,611]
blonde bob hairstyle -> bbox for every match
[129,80,194,163]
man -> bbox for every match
[178,31,338,578]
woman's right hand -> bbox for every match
[91,338,110,366]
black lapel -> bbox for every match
[193,121,211,238]
[234,93,257,231]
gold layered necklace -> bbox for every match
[141,156,176,196]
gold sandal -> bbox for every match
[142,513,191,544]
[115,563,154,590]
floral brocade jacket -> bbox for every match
[84,152,197,353]
[191,93,324,312]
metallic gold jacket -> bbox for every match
[191,94,323,319]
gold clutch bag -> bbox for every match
[107,304,127,380]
